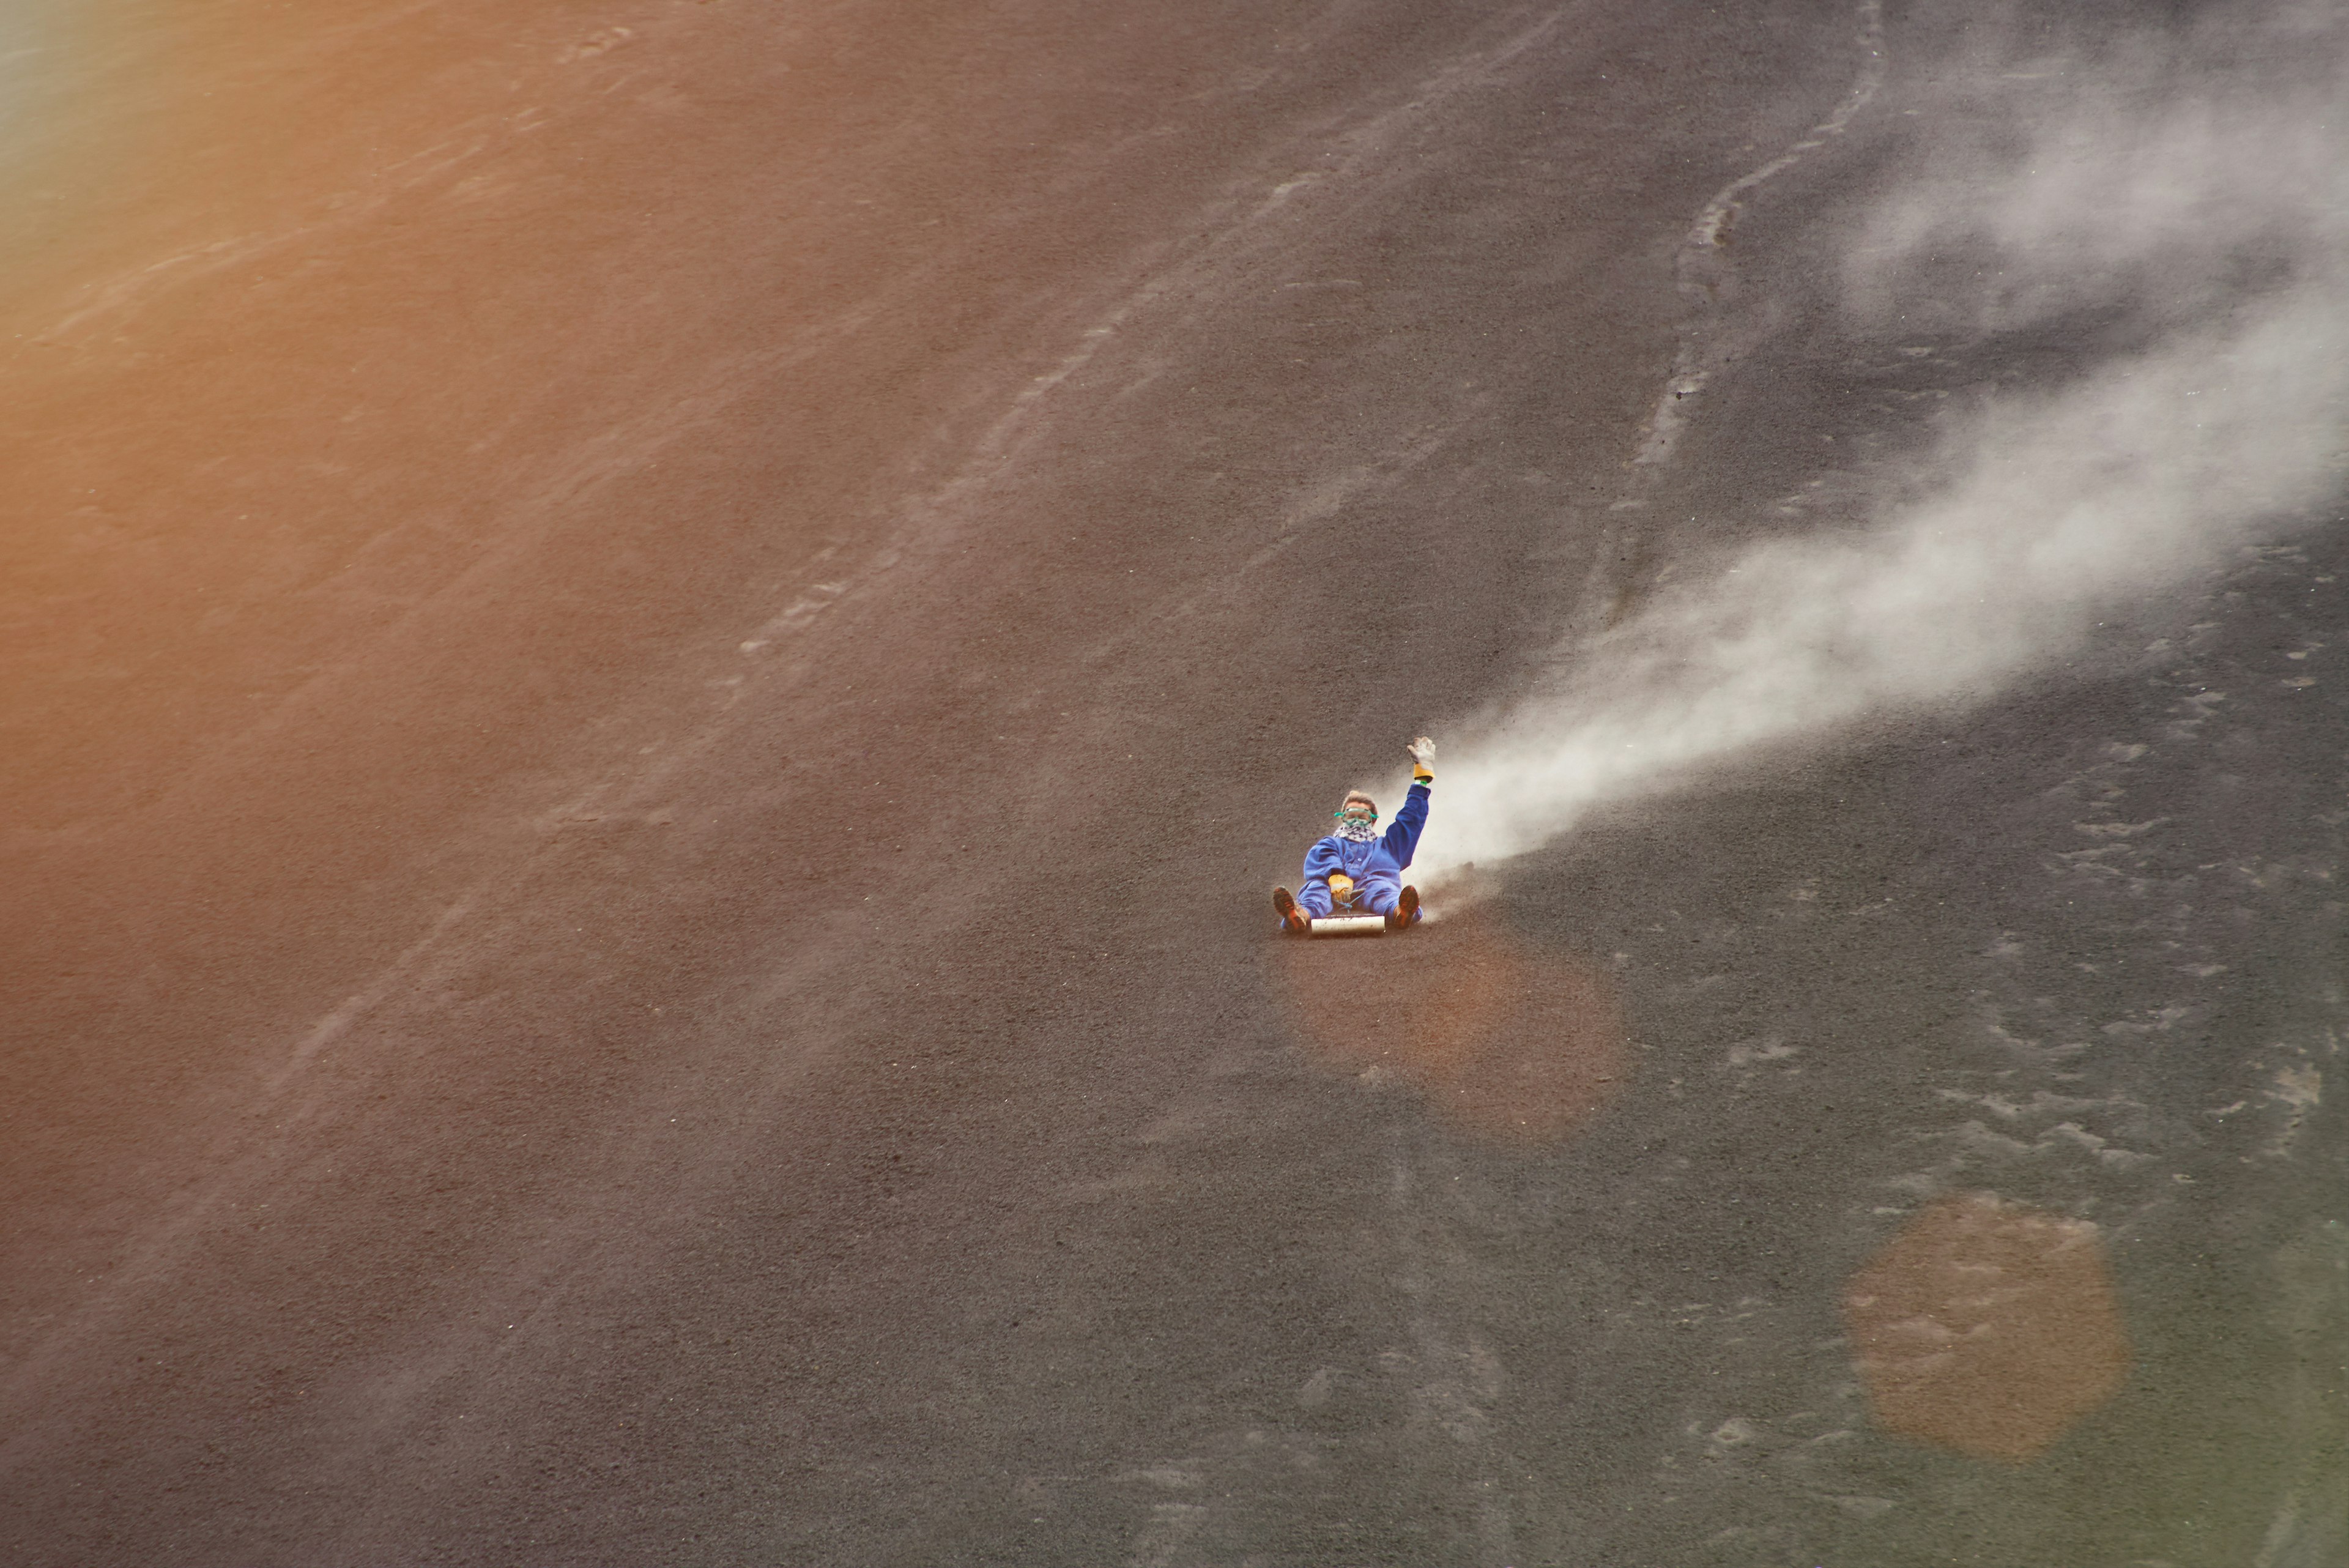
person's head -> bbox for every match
[1334,790,1378,827]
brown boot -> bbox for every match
[1271,886,1310,935]
[1386,885,1420,931]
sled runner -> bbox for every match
[1308,909,1389,937]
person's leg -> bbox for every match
[1357,874,1401,915]
[1298,879,1335,918]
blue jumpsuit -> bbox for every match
[1298,779,1431,917]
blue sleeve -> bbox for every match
[1382,782,1431,869]
[1302,836,1343,883]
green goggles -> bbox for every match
[1334,806,1378,822]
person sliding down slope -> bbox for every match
[1272,737,1436,935]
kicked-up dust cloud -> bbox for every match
[1414,4,2349,889]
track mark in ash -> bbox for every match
[275,893,480,1083]
[1639,0,1884,469]
[1590,0,1886,625]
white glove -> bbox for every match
[1406,735,1436,770]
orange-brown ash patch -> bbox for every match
[1843,1193,2129,1463]
[1271,909,1625,1141]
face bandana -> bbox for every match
[1332,804,1379,842]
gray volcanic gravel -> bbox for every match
[1,1,2342,1564]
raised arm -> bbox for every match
[1384,736,1435,868]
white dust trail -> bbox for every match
[1416,22,2349,888]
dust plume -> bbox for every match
[1416,6,2349,889]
